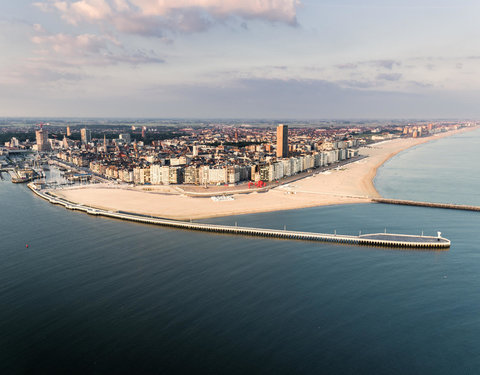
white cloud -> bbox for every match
[130,0,299,22]
[32,32,112,55]
[35,0,300,36]
[69,0,112,22]
[34,0,112,24]
[30,30,164,66]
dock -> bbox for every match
[9,168,36,183]
[28,183,450,250]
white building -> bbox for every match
[208,167,227,184]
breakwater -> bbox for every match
[28,184,450,249]
[373,198,480,212]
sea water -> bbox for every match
[1,131,480,374]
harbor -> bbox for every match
[28,182,451,250]
[0,152,47,183]
[0,152,98,187]
[8,168,37,183]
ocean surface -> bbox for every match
[1,130,480,374]
[375,128,480,205]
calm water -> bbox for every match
[376,127,480,205]
[1,133,480,374]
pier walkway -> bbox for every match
[28,184,450,250]
[373,198,480,212]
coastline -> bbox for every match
[361,126,477,198]
[49,127,477,220]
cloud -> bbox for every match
[408,80,434,89]
[367,59,401,70]
[338,80,377,89]
[2,67,86,85]
[335,63,358,70]
[34,0,300,36]
[137,77,458,119]
[34,0,112,23]
[376,73,402,81]
[3,75,478,118]
[32,32,113,55]
[31,30,164,66]
[33,23,46,32]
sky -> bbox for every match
[1,0,480,119]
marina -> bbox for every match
[9,168,37,183]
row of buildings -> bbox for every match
[50,124,364,186]
[76,147,359,185]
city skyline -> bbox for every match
[1,0,480,118]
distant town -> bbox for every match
[0,120,475,188]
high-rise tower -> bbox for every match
[276,124,288,158]
[36,128,51,152]
[81,128,91,144]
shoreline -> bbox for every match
[361,126,477,198]
[48,126,477,220]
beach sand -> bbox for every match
[52,128,475,220]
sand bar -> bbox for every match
[52,127,476,220]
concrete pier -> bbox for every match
[373,198,480,212]
[28,184,451,250]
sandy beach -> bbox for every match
[52,127,476,220]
